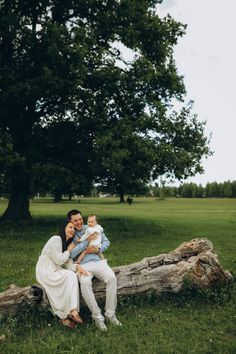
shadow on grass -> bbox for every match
[0,216,163,242]
[31,198,128,205]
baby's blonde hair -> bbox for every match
[87,214,98,222]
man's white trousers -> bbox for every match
[78,259,117,321]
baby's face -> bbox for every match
[87,216,97,227]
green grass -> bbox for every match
[0,198,236,353]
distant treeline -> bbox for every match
[149,181,236,198]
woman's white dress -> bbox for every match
[36,235,79,319]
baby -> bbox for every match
[75,214,104,264]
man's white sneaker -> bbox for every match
[105,315,122,326]
[95,319,108,332]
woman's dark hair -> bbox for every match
[58,220,74,252]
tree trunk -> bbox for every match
[1,166,32,221]
[0,238,233,317]
[53,191,62,203]
[119,192,125,203]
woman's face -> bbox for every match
[65,222,75,239]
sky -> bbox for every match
[155,0,236,185]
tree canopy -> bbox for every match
[0,0,211,220]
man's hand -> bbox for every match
[86,245,100,254]
[87,232,98,242]
[74,239,81,244]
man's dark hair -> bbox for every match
[67,209,81,220]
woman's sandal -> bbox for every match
[67,311,84,324]
[62,317,77,329]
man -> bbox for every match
[67,209,122,331]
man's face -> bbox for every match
[70,213,84,231]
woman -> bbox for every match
[36,220,88,328]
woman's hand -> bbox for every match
[76,265,89,276]
[67,242,75,253]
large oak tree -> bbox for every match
[0,0,211,220]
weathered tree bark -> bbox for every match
[1,166,32,221]
[0,238,233,317]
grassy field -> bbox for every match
[0,197,235,354]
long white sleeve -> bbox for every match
[50,236,70,265]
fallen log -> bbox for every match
[0,238,233,317]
